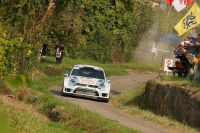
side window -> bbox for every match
[71,69,82,76]
[71,69,78,75]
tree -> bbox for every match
[0,0,154,69]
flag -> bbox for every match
[166,0,174,6]
[172,0,194,12]
[174,2,200,36]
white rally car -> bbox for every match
[61,64,111,102]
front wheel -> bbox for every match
[99,98,109,103]
[60,85,65,96]
[105,98,109,103]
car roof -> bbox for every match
[73,64,104,71]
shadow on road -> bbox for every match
[49,88,102,102]
[50,87,121,101]
[50,89,61,96]
[110,90,121,95]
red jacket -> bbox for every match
[176,63,183,70]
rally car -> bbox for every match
[61,64,111,103]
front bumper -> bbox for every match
[62,85,110,99]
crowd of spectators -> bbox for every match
[168,33,200,81]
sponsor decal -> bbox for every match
[81,79,94,84]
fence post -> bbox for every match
[159,53,164,76]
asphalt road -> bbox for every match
[49,72,172,133]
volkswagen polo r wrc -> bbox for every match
[61,64,111,102]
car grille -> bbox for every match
[75,88,98,96]
[76,83,98,88]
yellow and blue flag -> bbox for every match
[174,2,200,36]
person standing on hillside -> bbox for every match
[151,42,157,59]
[55,41,64,64]
[193,52,200,81]
[40,42,48,63]
[190,29,197,38]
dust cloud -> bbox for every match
[134,22,183,67]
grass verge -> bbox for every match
[110,76,200,133]
[1,56,159,133]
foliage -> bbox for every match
[60,0,154,62]
[0,25,34,78]
[0,0,155,89]
[4,75,31,91]
[0,75,31,94]
[0,0,154,64]
[0,0,63,78]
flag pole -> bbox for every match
[167,5,172,18]
[159,53,164,76]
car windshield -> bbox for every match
[71,67,105,79]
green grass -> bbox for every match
[110,77,200,133]
[2,56,159,133]
[154,76,200,95]
[38,56,159,76]
[0,105,85,133]
[3,56,200,133]
[0,92,140,133]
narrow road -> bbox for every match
[49,72,172,133]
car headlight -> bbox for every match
[70,79,76,85]
[98,83,105,89]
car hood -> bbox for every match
[70,76,105,85]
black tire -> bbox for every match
[105,98,109,103]
[60,85,65,96]
[99,98,109,103]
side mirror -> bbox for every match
[107,78,111,82]
[65,72,68,77]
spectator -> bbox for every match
[40,42,48,63]
[194,39,200,46]
[190,29,197,38]
[174,43,187,65]
[174,43,185,55]
[184,37,190,41]
[168,61,185,77]
[151,42,157,59]
[197,34,200,40]
[174,49,191,77]
[172,36,200,80]
[193,52,200,81]
[195,40,200,56]
[55,41,64,64]
[190,37,196,45]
